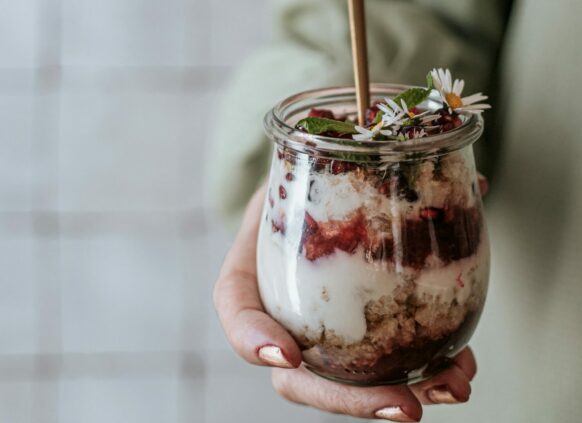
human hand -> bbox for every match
[214,178,487,421]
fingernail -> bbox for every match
[375,406,418,422]
[427,386,460,404]
[258,345,294,368]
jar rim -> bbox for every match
[264,84,484,160]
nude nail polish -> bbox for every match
[375,406,418,422]
[258,345,294,368]
[427,387,460,404]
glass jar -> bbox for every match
[257,85,490,385]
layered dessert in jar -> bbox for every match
[257,69,491,385]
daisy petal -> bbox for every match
[461,93,488,105]
[458,104,491,113]
[377,103,391,114]
[452,79,465,96]
[431,69,442,91]
[445,69,453,92]
[387,99,402,113]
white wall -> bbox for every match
[0,0,354,421]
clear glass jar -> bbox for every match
[257,85,490,385]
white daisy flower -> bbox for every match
[353,121,385,141]
[430,68,491,113]
[352,117,398,141]
[377,99,407,126]
[381,97,434,123]
[352,125,375,141]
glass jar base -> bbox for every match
[303,356,454,386]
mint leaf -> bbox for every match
[296,117,357,135]
[382,71,434,116]
[392,87,431,110]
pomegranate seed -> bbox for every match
[453,115,462,128]
[285,172,294,182]
[456,272,465,288]
[308,108,335,119]
[420,207,444,221]
[378,181,390,195]
[366,105,380,124]
[279,185,287,200]
[271,220,280,233]
[442,122,454,132]
[313,158,331,171]
[331,161,347,174]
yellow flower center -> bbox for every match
[445,93,463,109]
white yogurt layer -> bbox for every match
[413,235,490,304]
[257,226,489,344]
[257,226,400,344]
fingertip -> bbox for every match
[402,394,424,422]
[375,387,424,422]
[453,347,477,381]
[375,404,422,422]
[400,401,423,422]
[411,363,471,405]
[438,367,472,404]
[272,367,423,420]
[230,308,302,368]
[257,345,301,369]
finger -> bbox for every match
[452,346,477,381]
[213,185,302,369]
[272,366,423,422]
[477,173,489,196]
[410,364,471,405]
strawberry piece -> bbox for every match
[301,211,367,261]
[304,212,319,235]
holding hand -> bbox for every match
[213,180,487,421]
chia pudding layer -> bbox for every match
[257,146,489,384]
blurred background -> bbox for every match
[0,0,542,422]
[0,0,341,422]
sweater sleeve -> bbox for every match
[207,0,510,230]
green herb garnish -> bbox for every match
[391,72,434,110]
[296,117,358,135]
